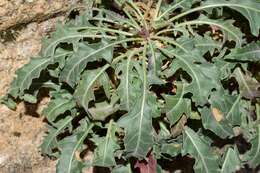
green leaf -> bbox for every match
[220,148,241,173]
[88,94,119,121]
[193,34,222,56]
[118,92,156,158]
[115,53,143,110]
[57,121,93,173]
[92,121,120,167]
[174,34,222,56]
[147,41,164,85]
[118,52,160,158]
[200,107,234,139]
[175,15,244,46]
[157,0,198,21]
[244,125,260,168]
[213,59,236,80]
[158,0,260,36]
[60,38,139,87]
[7,48,71,100]
[182,127,220,173]
[61,41,114,87]
[225,41,260,62]
[42,97,76,122]
[21,94,37,103]
[209,91,242,126]
[163,82,191,125]
[162,48,220,105]
[40,24,115,58]
[74,65,111,112]
[232,68,260,99]
[160,142,182,157]
[41,117,73,155]
[202,0,260,36]
[8,57,52,98]
[0,96,17,109]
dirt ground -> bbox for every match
[0,14,64,173]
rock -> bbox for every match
[0,0,81,32]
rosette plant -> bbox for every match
[2,0,260,172]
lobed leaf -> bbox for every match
[232,68,260,99]
[118,53,160,158]
[175,15,244,46]
[209,91,242,126]
[225,41,260,62]
[41,117,73,155]
[243,125,260,168]
[202,0,260,36]
[220,148,241,173]
[57,120,93,173]
[163,82,191,125]
[8,58,52,98]
[74,65,111,113]
[92,121,120,167]
[115,52,143,110]
[200,107,234,139]
[162,48,220,105]
[42,97,76,122]
[182,127,220,173]
[60,38,139,87]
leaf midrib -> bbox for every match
[81,64,110,110]
[67,124,93,173]
[166,3,260,24]
[43,117,72,153]
[185,129,210,173]
[20,58,51,95]
[237,69,254,97]
[65,38,142,85]
[220,149,232,173]
[102,121,113,165]
[175,21,242,46]
[45,100,71,121]
[166,84,186,115]
[44,34,115,57]
[251,125,260,164]
[133,45,148,156]
[226,95,240,120]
